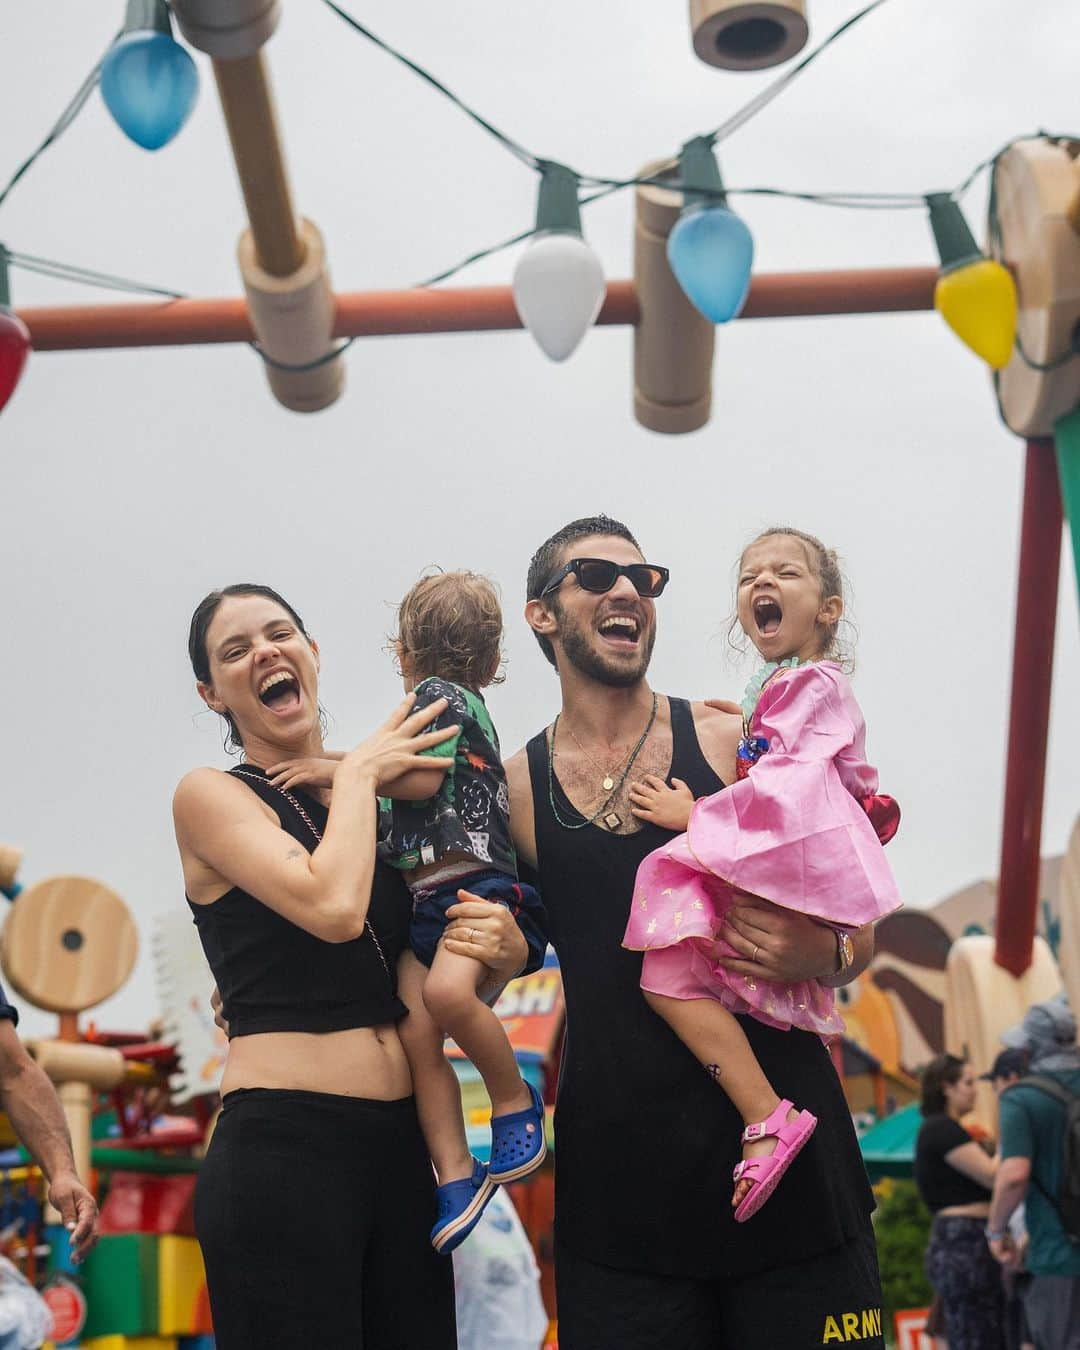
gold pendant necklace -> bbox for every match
[566,723,626,795]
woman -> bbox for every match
[914,1054,1004,1350]
[174,584,530,1349]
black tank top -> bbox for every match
[188,766,409,1038]
[525,696,874,1278]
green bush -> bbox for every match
[873,1179,933,1334]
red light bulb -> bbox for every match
[0,307,31,412]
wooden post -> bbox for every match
[994,439,1063,976]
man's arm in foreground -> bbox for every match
[0,1021,98,1261]
[987,1155,1030,1264]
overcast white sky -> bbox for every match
[1,0,1077,1037]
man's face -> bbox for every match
[542,535,659,687]
[993,1072,1020,1097]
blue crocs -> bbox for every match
[488,1081,547,1183]
[431,1157,496,1255]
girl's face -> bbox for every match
[943,1063,978,1116]
[736,535,842,664]
[199,594,321,752]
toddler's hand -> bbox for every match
[628,775,695,830]
[267,756,339,792]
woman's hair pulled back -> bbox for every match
[188,584,312,754]
[727,525,855,668]
[919,1053,967,1116]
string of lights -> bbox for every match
[0,2,1074,379]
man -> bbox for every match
[985,1048,1032,1096]
[0,980,98,1262]
[983,1048,1035,1350]
[987,998,1080,1350]
[506,516,883,1350]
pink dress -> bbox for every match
[622,662,902,1038]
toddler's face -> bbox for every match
[736,535,840,664]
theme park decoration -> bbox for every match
[925,193,1017,370]
[0,875,138,1201]
[512,164,606,363]
[0,846,23,901]
[666,138,754,325]
[689,0,810,71]
[100,1,200,152]
[0,249,31,415]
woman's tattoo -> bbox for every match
[705,1063,723,1084]
[284,847,303,861]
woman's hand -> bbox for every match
[442,893,529,987]
[629,775,695,830]
[712,894,844,984]
[267,756,340,792]
[342,695,459,791]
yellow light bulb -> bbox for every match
[933,257,1018,370]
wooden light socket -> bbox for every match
[689,0,809,71]
[633,161,714,434]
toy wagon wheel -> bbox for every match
[0,876,137,1013]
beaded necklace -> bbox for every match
[547,692,658,831]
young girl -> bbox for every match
[622,527,902,1222]
[272,571,548,1255]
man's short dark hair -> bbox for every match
[526,515,641,668]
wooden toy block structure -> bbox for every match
[0,875,137,1214]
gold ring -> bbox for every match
[751,944,760,963]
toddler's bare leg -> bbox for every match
[396,951,473,1185]
[424,944,531,1118]
[644,990,803,1206]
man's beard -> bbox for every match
[554,601,655,688]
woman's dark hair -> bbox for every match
[188,584,312,754]
[920,1053,967,1116]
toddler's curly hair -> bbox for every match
[394,570,505,690]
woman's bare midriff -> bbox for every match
[220,1024,413,1100]
[937,1201,991,1219]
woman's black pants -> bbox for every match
[925,1214,1005,1350]
[195,1088,456,1349]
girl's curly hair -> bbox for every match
[394,570,505,690]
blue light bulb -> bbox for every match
[101,29,199,151]
[666,204,754,324]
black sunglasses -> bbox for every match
[541,557,670,599]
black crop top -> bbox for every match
[188,765,410,1038]
[913,1113,993,1213]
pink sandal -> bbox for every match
[732,1098,818,1223]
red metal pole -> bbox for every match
[17,266,938,352]
[994,438,1063,976]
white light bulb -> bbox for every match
[512,231,606,362]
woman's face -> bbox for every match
[943,1062,977,1116]
[199,594,321,752]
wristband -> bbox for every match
[985,1228,1006,1242]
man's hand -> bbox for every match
[629,776,695,831]
[988,1232,1017,1266]
[48,1171,98,1264]
[713,895,849,985]
[442,894,530,980]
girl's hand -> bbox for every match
[342,695,459,791]
[628,775,695,831]
[267,756,340,792]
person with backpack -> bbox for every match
[987,997,1080,1350]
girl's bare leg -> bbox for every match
[396,951,474,1185]
[644,990,802,1206]
[424,945,531,1118]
